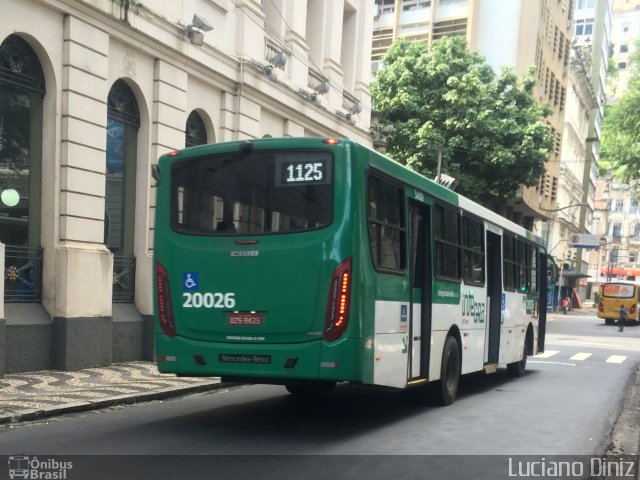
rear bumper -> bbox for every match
[597,311,638,322]
[155,334,363,382]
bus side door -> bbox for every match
[409,201,432,380]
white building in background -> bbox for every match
[546,0,612,307]
[590,179,640,288]
[0,0,374,375]
[609,0,640,100]
[372,0,574,230]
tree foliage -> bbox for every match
[370,36,553,206]
[601,40,640,183]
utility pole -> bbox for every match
[436,146,442,184]
[541,203,589,312]
[576,137,599,290]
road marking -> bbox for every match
[606,355,627,364]
[536,350,559,359]
[570,352,592,361]
[529,360,576,367]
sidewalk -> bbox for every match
[547,305,598,319]
[0,361,225,424]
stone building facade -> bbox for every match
[0,0,374,374]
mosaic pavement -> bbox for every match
[0,362,221,421]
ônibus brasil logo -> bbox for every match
[8,456,73,479]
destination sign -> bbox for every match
[277,159,330,186]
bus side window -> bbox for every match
[529,245,538,294]
[434,204,461,281]
[367,176,406,271]
[517,239,528,292]
[462,216,485,285]
[503,235,516,291]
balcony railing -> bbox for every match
[4,246,43,303]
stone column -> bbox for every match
[53,16,113,370]
[321,0,345,110]
[285,0,311,89]
[236,0,265,61]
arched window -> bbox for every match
[634,223,640,238]
[0,34,45,248]
[105,80,139,257]
[0,35,45,302]
[185,111,207,147]
[106,80,139,303]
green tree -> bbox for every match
[371,36,553,206]
[601,40,640,183]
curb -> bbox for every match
[606,363,640,457]
[0,381,230,425]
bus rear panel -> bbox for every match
[597,282,639,324]
[154,138,365,384]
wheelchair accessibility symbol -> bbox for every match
[183,272,199,291]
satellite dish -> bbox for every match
[314,81,330,95]
[349,102,362,114]
[270,52,288,67]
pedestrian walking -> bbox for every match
[561,297,569,315]
[618,305,627,332]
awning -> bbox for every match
[561,269,590,279]
[601,267,640,277]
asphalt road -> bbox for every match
[0,312,638,479]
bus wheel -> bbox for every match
[507,341,527,378]
[285,381,336,397]
[435,336,460,406]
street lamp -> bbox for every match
[541,203,590,251]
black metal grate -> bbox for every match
[112,255,136,303]
[4,246,43,302]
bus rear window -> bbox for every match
[170,151,333,235]
[602,283,636,299]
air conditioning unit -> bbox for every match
[435,174,458,190]
[371,60,383,73]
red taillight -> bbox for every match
[631,304,637,316]
[323,138,340,145]
[156,261,176,337]
[168,151,180,156]
[324,257,352,342]
[598,300,604,313]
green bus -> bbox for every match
[153,137,547,405]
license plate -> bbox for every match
[219,354,271,364]
[227,312,263,326]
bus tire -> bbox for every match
[507,340,527,378]
[435,336,460,406]
[285,381,336,397]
